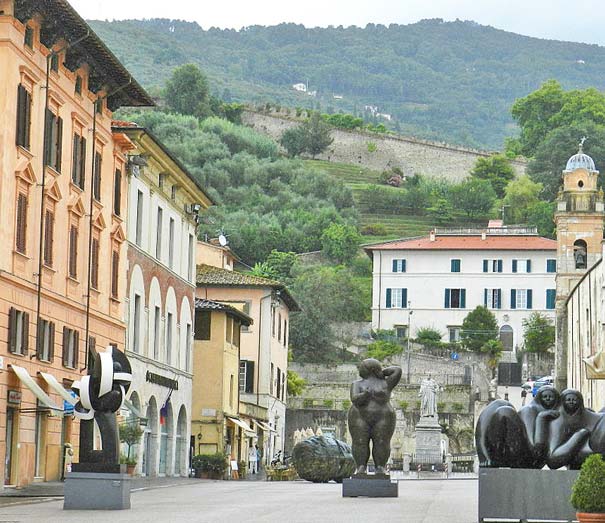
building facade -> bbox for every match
[0,0,152,488]
[365,224,557,357]
[117,126,213,477]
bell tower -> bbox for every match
[554,139,604,390]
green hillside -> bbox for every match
[90,18,605,148]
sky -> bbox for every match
[67,0,605,47]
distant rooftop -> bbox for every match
[194,298,252,326]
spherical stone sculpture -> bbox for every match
[292,435,356,483]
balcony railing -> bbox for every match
[434,226,537,236]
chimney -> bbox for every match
[429,230,436,242]
[481,231,487,240]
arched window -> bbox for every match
[499,325,513,352]
[573,239,587,269]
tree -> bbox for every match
[427,197,454,225]
[526,200,556,238]
[481,339,504,376]
[119,422,144,464]
[320,223,361,265]
[280,125,308,157]
[416,327,443,350]
[501,175,543,225]
[164,64,213,119]
[523,312,555,353]
[287,370,306,396]
[265,250,299,283]
[470,154,515,198]
[460,306,499,352]
[450,178,497,219]
[279,112,333,159]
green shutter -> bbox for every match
[483,260,488,272]
[402,259,406,272]
[386,288,392,308]
[402,288,408,307]
[445,289,450,308]
[460,289,466,308]
[547,259,557,273]
[527,260,532,273]
[392,260,397,272]
[546,289,555,309]
[497,289,502,309]
[484,289,487,307]
[511,289,517,309]
[512,260,518,273]
[497,260,503,273]
[527,289,533,309]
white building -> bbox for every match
[292,83,307,92]
[115,124,213,476]
[365,224,557,355]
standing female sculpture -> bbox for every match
[347,358,402,475]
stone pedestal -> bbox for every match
[64,471,131,510]
[342,474,398,498]
[414,416,442,463]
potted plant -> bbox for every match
[571,453,605,522]
[192,453,228,479]
[119,422,144,475]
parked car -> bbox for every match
[522,376,540,390]
[532,376,554,397]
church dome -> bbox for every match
[565,139,597,171]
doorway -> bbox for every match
[4,408,16,485]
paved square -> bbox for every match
[0,479,477,523]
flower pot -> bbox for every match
[126,464,136,475]
[577,513,605,523]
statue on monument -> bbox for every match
[419,375,440,417]
[347,358,402,475]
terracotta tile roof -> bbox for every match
[364,235,557,252]
[194,298,253,326]
[196,265,300,311]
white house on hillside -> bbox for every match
[364,223,557,356]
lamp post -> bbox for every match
[406,302,413,383]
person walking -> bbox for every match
[248,445,258,474]
[521,387,528,406]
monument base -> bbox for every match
[64,471,131,510]
[478,467,578,522]
[342,476,398,498]
[415,415,442,463]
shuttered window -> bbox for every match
[113,169,122,216]
[111,250,119,298]
[511,289,533,309]
[483,259,503,273]
[546,259,557,273]
[445,288,466,309]
[392,259,406,272]
[44,109,63,172]
[71,133,86,188]
[36,319,55,362]
[239,360,255,393]
[16,84,32,149]
[546,289,556,310]
[386,288,407,308]
[484,289,502,309]
[450,259,461,272]
[8,308,29,356]
[43,210,54,266]
[68,225,78,278]
[15,193,28,254]
[86,336,96,371]
[62,327,79,368]
[92,151,102,201]
[90,237,99,289]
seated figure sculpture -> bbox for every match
[348,358,402,475]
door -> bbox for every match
[498,362,522,385]
[4,408,15,485]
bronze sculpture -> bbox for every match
[347,359,402,475]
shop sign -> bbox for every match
[145,371,178,390]
[8,390,22,405]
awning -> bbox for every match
[10,365,61,411]
[39,372,76,404]
[253,420,277,433]
[227,416,256,437]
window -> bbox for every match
[451,259,461,272]
[392,259,406,272]
[386,288,407,308]
[511,289,533,310]
[62,327,79,368]
[512,259,532,273]
[185,323,192,371]
[8,308,29,355]
[239,360,255,393]
[111,250,119,298]
[229,375,234,408]
[272,307,276,337]
[15,193,28,254]
[50,53,59,72]
[546,259,557,273]
[71,133,86,189]
[448,326,461,343]
[171,185,177,200]
[226,316,233,344]
[284,319,288,347]
[132,294,141,353]
[445,288,466,308]
[44,109,63,172]
[168,217,175,269]
[75,76,82,95]
[158,173,166,189]
[153,306,161,358]
[278,312,282,341]
[233,320,240,349]
[241,301,251,332]
[483,259,503,273]
[188,234,194,281]
[194,310,211,341]
[86,336,96,371]
[166,312,173,364]
[270,363,274,395]
[16,84,32,149]
[155,207,163,259]
[546,289,556,310]
[95,98,103,115]
[36,319,55,361]
[135,190,143,247]
[68,225,78,278]
[24,25,34,48]
[113,169,122,216]
[43,210,54,266]
[276,367,282,399]
[394,325,408,338]
[92,151,102,201]
[90,237,99,289]
[484,288,502,309]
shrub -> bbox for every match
[414,401,422,411]
[342,400,351,410]
[303,398,314,408]
[452,402,465,413]
[366,340,403,361]
[192,453,228,474]
[437,402,446,412]
[323,399,334,408]
[570,453,605,513]
[367,141,378,153]
[416,327,444,349]
[360,223,388,236]
[399,401,409,411]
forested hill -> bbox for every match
[90,18,605,149]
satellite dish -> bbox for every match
[218,234,228,247]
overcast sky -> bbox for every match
[67,0,605,47]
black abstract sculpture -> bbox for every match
[348,358,402,475]
[476,385,605,470]
[292,435,355,483]
[71,345,132,471]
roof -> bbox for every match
[14,0,153,109]
[194,299,253,326]
[196,264,300,311]
[364,235,557,252]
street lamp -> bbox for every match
[407,302,413,383]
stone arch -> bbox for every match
[128,264,146,354]
[573,239,588,269]
[175,405,188,476]
[148,277,162,360]
[499,325,514,352]
[179,296,192,371]
[164,287,178,367]
[142,396,159,477]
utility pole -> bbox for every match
[407,302,413,383]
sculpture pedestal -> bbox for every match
[414,416,442,463]
[342,474,398,498]
[64,470,131,510]
[478,468,578,522]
